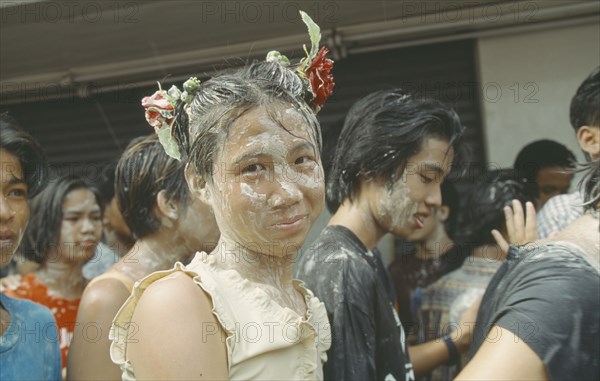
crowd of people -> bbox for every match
[0,11,598,381]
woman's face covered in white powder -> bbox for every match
[205,105,324,258]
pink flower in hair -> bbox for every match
[141,90,175,132]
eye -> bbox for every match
[241,163,266,179]
[7,188,27,198]
[420,174,433,184]
[294,155,316,167]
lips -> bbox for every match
[270,215,308,232]
[413,214,427,228]
[79,240,97,249]
[0,231,16,250]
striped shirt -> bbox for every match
[415,256,502,381]
[537,191,584,239]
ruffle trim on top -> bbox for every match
[188,252,331,368]
[110,252,331,380]
[109,261,204,380]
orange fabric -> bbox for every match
[5,273,80,369]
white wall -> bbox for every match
[478,22,600,174]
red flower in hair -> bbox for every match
[141,90,175,132]
[306,47,335,110]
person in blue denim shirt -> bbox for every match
[0,112,62,381]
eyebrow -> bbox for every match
[7,176,26,186]
[64,206,101,215]
[231,142,316,166]
[421,162,447,176]
[289,142,316,156]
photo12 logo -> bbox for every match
[1,1,139,24]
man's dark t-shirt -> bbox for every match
[295,225,415,381]
[470,241,599,380]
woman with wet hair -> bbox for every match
[0,113,61,380]
[67,134,219,380]
[5,175,103,374]
[110,12,334,380]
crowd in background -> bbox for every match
[0,34,598,381]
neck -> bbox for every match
[104,229,134,257]
[329,198,385,250]
[212,236,296,290]
[37,258,86,300]
[414,228,454,260]
[119,231,195,279]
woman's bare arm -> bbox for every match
[67,279,131,380]
[128,272,228,380]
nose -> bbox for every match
[267,175,303,209]
[425,183,443,208]
[0,196,15,222]
[80,217,97,234]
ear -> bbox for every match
[576,126,600,159]
[437,205,450,222]
[185,163,212,206]
[156,190,179,220]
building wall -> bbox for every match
[478,22,600,172]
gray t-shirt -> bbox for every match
[470,241,599,380]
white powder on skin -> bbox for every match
[240,183,267,203]
[378,173,419,230]
[208,107,324,259]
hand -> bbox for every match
[0,274,22,292]
[491,200,538,254]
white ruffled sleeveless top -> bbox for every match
[110,252,331,380]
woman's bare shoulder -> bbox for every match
[127,270,228,379]
[134,270,214,321]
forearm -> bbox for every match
[408,334,466,378]
[408,339,449,378]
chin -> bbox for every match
[392,225,418,240]
[77,247,98,263]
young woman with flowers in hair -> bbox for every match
[110,12,334,380]
[67,134,220,380]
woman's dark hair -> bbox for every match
[116,134,190,240]
[455,169,534,247]
[570,66,600,132]
[0,112,48,197]
[172,61,321,182]
[326,89,465,213]
[22,175,101,264]
[96,161,118,206]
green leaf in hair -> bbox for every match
[157,124,181,160]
